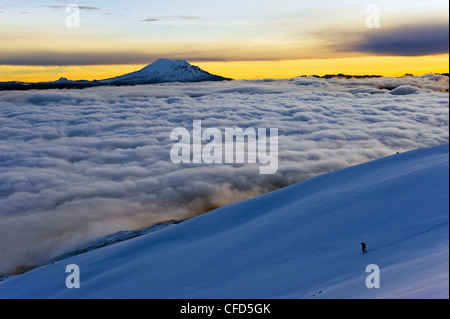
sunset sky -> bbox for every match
[0,0,448,81]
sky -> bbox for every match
[0,0,449,81]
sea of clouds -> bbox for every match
[0,74,448,275]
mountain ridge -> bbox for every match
[0,59,231,91]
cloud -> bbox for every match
[141,16,201,22]
[0,75,448,275]
[1,20,448,66]
[349,22,449,56]
[0,52,161,66]
[47,5,101,10]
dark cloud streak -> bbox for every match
[141,16,201,22]
[0,52,162,66]
[350,22,449,56]
[47,5,101,10]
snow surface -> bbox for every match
[100,59,228,84]
[1,143,448,299]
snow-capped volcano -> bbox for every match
[0,59,230,90]
[100,59,229,84]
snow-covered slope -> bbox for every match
[1,144,448,299]
[48,219,185,265]
[99,59,229,84]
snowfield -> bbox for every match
[1,143,448,299]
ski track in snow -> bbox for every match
[372,221,449,252]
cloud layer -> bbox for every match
[0,75,449,275]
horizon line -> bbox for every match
[0,55,448,82]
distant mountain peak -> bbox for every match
[100,59,230,85]
[139,59,191,72]
[54,77,71,83]
[151,58,190,66]
[0,58,230,90]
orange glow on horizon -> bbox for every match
[0,54,448,82]
[196,55,450,80]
